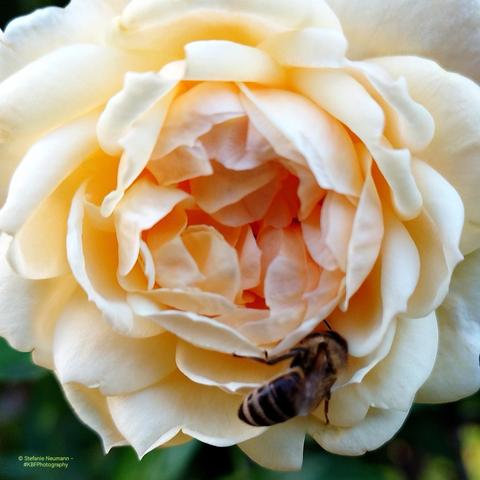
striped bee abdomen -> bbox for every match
[238,370,304,427]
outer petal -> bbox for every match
[176,340,288,393]
[310,408,409,456]
[0,0,122,80]
[326,0,480,83]
[373,56,480,254]
[0,112,99,234]
[54,293,176,395]
[0,234,74,356]
[107,372,264,457]
[62,382,126,453]
[417,249,480,402]
[239,417,308,471]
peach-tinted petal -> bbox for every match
[62,383,126,453]
[237,226,262,290]
[176,340,288,393]
[148,143,213,185]
[373,56,480,254]
[201,118,274,171]
[128,294,262,356]
[291,69,422,220]
[417,250,480,403]
[239,417,308,471]
[182,225,242,301]
[115,179,190,276]
[238,307,306,345]
[107,372,264,456]
[240,85,362,197]
[153,82,244,159]
[191,161,279,213]
[145,288,236,316]
[301,205,338,271]
[310,407,409,455]
[151,236,204,289]
[54,293,176,395]
[211,177,282,227]
[264,227,307,313]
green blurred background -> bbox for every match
[1,2,479,479]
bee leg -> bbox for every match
[324,393,331,425]
[263,348,308,365]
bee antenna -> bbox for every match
[324,319,333,331]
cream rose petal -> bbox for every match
[331,212,420,356]
[347,61,435,152]
[239,417,309,471]
[0,45,153,141]
[0,0,124,80]
[54,293,176,396]
[0,112,99,234]
[98,67,181,216]
[310,408,409,456]
[327,0,480,82]
[184,41,285,86]
[342,164,383,307]
[0,234,73,353]
[291,69,422,220]
[107,372,264,457]
[67,184,162,337]
[119,0,342,33]
[357,314,438,411]
[175,340,288,393]
[417,249,480,403]
[259,28,347,68]
[373,56,480,254]
[62,383,127,453]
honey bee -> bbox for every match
[237,329,348,426]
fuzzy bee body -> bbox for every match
[238,331,348,427]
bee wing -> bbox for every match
[296,347,335,415]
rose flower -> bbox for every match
[0,0,479,471]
